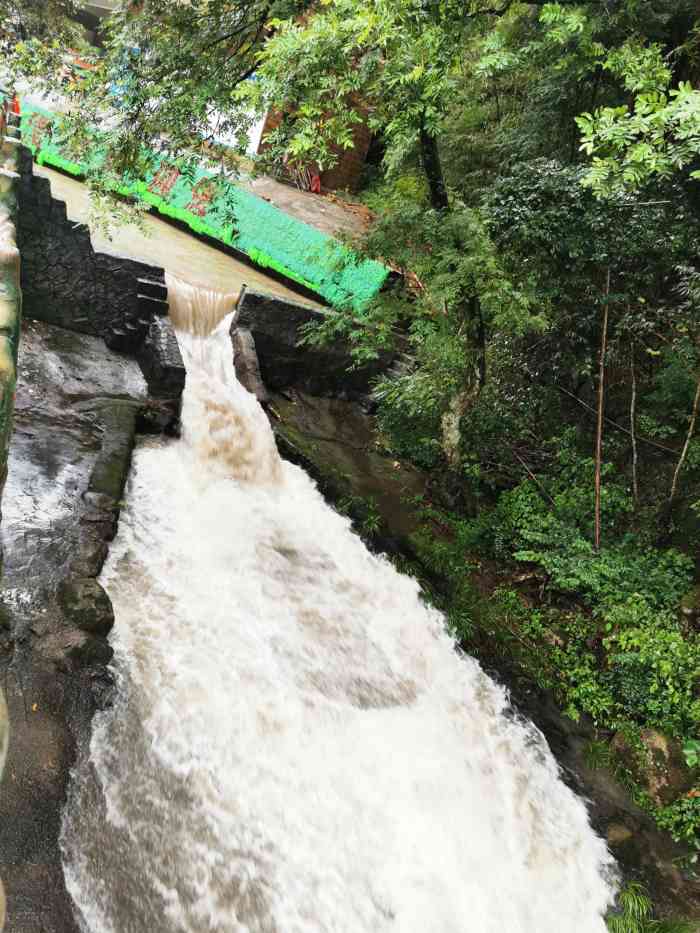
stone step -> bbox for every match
[137,293,169,318]
[50,200,67,223]
[137,278,168,301]
[103,328,139,353]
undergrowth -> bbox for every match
[402,443,700,871]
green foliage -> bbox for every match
[472,442,692,612]
[407,458,700,858]
[411,443,698,734]
[0,0,83,49]
[606,880,694,932]
[607,882,653,933]
[375,380,445,469]
[250,0,474,186]
[683,739,700,770]
[337,495,383,538]
[585,738,616,771]
[656,794,700,865]
[604,607,700,734]
[8,0,309,171]
[578,42,700,196]
[299,187,540,466]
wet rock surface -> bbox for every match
[270,389,426,553]
[58,578,114,638]
[232,326,268,405]
[137,315,186,400]
[0,319,149,932]
[611,728,699,808]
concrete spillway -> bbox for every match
[33,165,323,308]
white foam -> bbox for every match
[61,281,616,932]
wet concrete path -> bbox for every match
[0,319,148,932]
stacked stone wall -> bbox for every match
[15,148,185,401]
[16,147,165,340]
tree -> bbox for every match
[666,266,700,520]
[8,0,311,178]
[246,0,475,210]
[247,0,549,468]
[577,41,700,196]
[0,0,80,47]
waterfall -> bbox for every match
[61,278,616,933]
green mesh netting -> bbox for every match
[20,102,388,309]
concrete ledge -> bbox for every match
[233,287,394,401]
[0,143,21,513]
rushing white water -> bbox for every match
[61,279,617,933]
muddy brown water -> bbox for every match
[34,165,323,306]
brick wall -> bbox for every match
[258,109,372,193]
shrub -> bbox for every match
[603,600,700,733]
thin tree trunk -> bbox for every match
[594,268,611,552]
[589,67,602,114]
[419,119,448,212]
[630,338,639,506]
[668,373,700,510]
[474,295,487,389]
[441,298,487,469]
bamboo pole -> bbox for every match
[594,268,611,552]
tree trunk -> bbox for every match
[441,298,487,468]
[473,295,487,389]
[668,373,700,512]
[441,379,480,469]
[630,339,639,506]
[419,121,449,212]
[594,268,611,552]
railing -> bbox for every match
[0,91,8,140]
[0,83,15,933]
[0,689,6,930]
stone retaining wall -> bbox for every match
[233,287,395,402]
[16,147,166,339]
[15,147,185,401]
[0,135,21,516]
